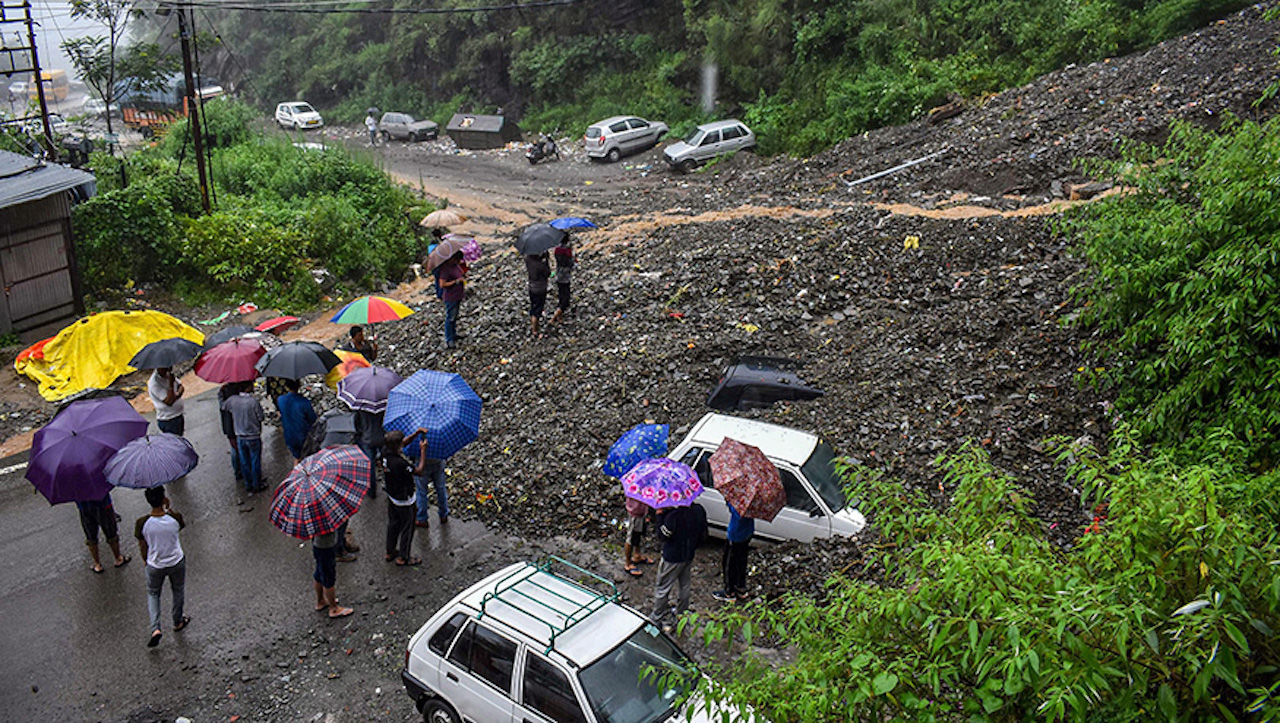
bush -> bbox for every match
[1063,117,1280,464]
[176,210,318,307]
[71,174,192,290]
[695,436,1280,721]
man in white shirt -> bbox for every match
[148,367,186,436]
[135,485,189,648]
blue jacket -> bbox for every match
[277,392,317,450]
[657,503,707,563]
[727,504,755,543]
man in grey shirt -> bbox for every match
[221,381,265,492]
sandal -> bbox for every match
[328,606,354,618]
[635,556,656,565]
[174,616,191,632]
[147,630,163,648]
[625,565,643,577]
[91,563,104,574]
[114,555,132,568]
[396,557,422,566]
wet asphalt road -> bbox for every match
[0,387,528,722]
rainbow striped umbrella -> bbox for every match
[329,295,415,324]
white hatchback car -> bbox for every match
[584,115,668,162]
[669,413,866,543]
[275,101,323,131]
[403,558,750,723]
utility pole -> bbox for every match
[175,6,210,213]
[14,1,55,160]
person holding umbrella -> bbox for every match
[221,381,265,492]
[381,429,430,565]
[78,493,131,573]
[525,251,552,337]
[438,251,467,349]
[278,379,318,461]
[550,235,574,325]
[339,326,378,363]
[147,367,186,436]
[134,485,189,647]
[712,504,754,603]
[706,438,784,603]
[653,499,707,634]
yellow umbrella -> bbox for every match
[324,349,373,390]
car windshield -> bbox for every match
[802,441,849,512]
[578,623,696,723]
[289,103,315,114]
[683,129,705,145]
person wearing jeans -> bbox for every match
[221,382,264,492]
[135,485,188,648]
[438,252,466,349]
[414,458,450,527]
[712,503,754,603]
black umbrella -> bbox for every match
[129,338,203,370]
[203,325,254,349]
[514,222,567,256]
[254,341,341,379]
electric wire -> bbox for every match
[158,0,586,15]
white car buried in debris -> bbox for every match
[403,557,756,723]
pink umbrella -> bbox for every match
[708,437,785,521]
[255,316,300,334]
[443,233,483,263]
[193,338,265,383]
[620,457,702,509]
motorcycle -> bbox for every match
[526,134,560,164]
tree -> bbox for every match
[61,1,176,136]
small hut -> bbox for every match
[446,114,522,150]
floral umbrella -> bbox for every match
[708,437,785,522]
[603,423,669,479]
[620,457,702,509]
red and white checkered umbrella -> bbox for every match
[269,445,371,539]
[708,437,785,522]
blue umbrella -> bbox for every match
[604,424,669,478]
[105,433,200,488]
[384,370,482,460]
[549,217,597,230]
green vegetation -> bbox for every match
[73,100,430,309]
[194,0,1249,156]
[688,114,1280,721]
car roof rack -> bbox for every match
[477,555,621,655]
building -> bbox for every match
[0,149,95,342]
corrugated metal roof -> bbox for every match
[0,149,96,209]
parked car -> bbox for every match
[80,97,113,118]
[403,557,753,723]
[668,413,865,543]
[584,115,668,162]
[707,357,824,412]
[380,111,438,142]
[22,113,68,136]
[275,101,323,131]
[662,119,755,173]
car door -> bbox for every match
[516,650,590,723]
[440,620,518,722]
[719,124,744,152]
[627,118,652,149]
[607,119,630,153]
[680,448,830,543]
[695,129,722,161]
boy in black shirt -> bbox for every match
[381,429,430,566]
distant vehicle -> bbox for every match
[403,557,755,723]
[80,97,119,119]
[379,111,438,142]
[275,101,323,131]
[118,74,226,138]
[8,81,30,99]
[668,413,865,544]
[22,113,69,137]
[662,119,755,173]
[525,133,559,164]
[584,115,668,162]
[706,357,824,411]
[29,70,69,101]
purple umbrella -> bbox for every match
[337,365,405,413]
[620,457,703,509]
[105,433,200,489]
[27,396,149,504]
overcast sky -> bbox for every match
[20,1,123,80]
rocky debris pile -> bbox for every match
[363,187,1103,550]
[723,1,1280,205]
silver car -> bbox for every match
[662,119,755,173]
[379,111,438,142]
[584,115,668,162]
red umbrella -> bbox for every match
[193,338,266,383]
[269,446,371,539]
[708,437,785,521]
[255,316,300,334]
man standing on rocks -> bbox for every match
[550,236,574,325]
[340,326,378,363]
[652,501,707,633]
[221,382,265,492]
[525,252,552,337]
[135,485,189,647]
[438,252,466,349]
[147,366,185,436]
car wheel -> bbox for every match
[293,122,301,131]
[420,698,460,723]
[679,158,697,174]
[409,132,419,143]
[606,147,621,163]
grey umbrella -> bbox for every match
[513,222,567,256]
[203,325,254,349]
[129,338,203,370]
[254,341,341,379]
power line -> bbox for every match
[163,0,587,15]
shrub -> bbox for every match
[176,210,318,307]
